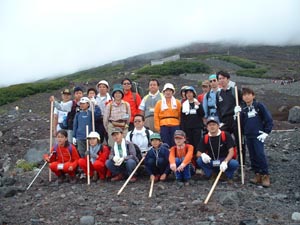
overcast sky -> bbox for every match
[0,0,300,87]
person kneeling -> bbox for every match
[196,116,239,183]
[105,127,139,182]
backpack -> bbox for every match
[59,114,68,130]
[53,143,73,154]
[129,128,151,147]
[203,131,237,159]
[127,143,142,161]
[131,81,144,98]
[66,100,80,129]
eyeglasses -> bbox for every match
[210,79,217,83]
[134,120,142,123]
[123,82,131,85]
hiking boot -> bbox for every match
[250,173,262,184]
[111,174,123,182]
[92,171,98,182]
[261,174,270,188]
[129,176,137,183]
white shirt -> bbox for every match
[125,127,153,152]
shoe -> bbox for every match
[261,174,270,187]
[250,173,262,184]
[111,174,123,182]
[69,176,77,184]
[80,173,86,180]
[92,171,98,182]
[227,179,234,185]
[129,176,137,183]
[159,173,167,181]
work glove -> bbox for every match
[72,137,77,145]
[257,131,268,143]
[220,161,228,172]
[90,98,97,105]
[113,156,120,163]
[201,153,211,164]
[114,157,124,166]
[233,106,242,120]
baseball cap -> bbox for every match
[61,89,71,95]
[174,130,186,138]
[79,97,90,104]
[87,131,100,140]
[111,127,123,135]
[206,116,220,125]
[150,133,161,140]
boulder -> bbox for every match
[288,106,300,123]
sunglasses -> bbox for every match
[210,79,217,83]
[123,82,131,85]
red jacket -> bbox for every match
[123,90,142,123]
[49,144,80,167]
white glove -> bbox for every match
[257,131,268,143]
[201,153,211,164]
[234,106,242,115]
[220,161,228,172]
[113,156,120,163]
[114,157,124,166]
[90,98,97,105]
[72,137,77,145]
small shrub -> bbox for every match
[16,159,38,171]
[236,68,268,78]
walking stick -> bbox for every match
[204,170,222,204]
[86,125,90,185]
[235,86,244,184]
[91,101,95,132]
[117,156,145,196]
[49,101,54,182]
[148,177,154,198]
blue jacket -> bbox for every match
[240,100,273,138]
[145,143,170,175]
[73,106,101,140]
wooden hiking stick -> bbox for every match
[148,177,154,198]
[204,170,222,204]
[49,101,54,182]
[235,86,244,184]
[91,101,95,132]
[117,156,145,196]
[86,125,90,185]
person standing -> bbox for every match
[122,78,142,131]
[240,87,273,187]
[139,79,163,132]
[196,116,239,183]
[154,83,181,147]
[197,80,210,103]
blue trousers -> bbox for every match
[175,158,193,181]
[160,125,180,147]
[196,157,239,179]
[245,137,269,174]
[105,159,137,176]
[145,157,169,176]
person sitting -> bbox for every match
[43,129,80,184]
[78,131,111,182]
[105,127,139,182]
[144,133,170,182]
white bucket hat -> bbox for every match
[87,131,100,140]
[79,97,90,104]
[96,80,109,89]
[162,83,175,93]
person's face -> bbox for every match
[74,91,83,101]
[98,84,108,95]
[209,78,219,88]
[201,85,210,94]
[113,91,123,101]
[185,90,194,100]
[207,122,219,134]
[163,89,174,98]
[62,93,71,102]
[174,136,185,146]
[242,93,255,105]
[112,132,123,143]
[134,116,144,129]
[88,91,96,99]
[218,75,229,88]
[149,81,159,94]
[56,133,67,146]
[151,139,161,149]
[80,102,89,110]
[122,80,132,91]
[181,91,186,99]
[88,138,98,147]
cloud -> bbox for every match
[0,0,299,86]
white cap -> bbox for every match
[162,83,175,93]
[96,80,109,89]
[87,131,100,140]
[79,97,90,104]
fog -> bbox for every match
[0,0,299,86]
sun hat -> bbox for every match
[87,131,100,140]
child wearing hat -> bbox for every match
[144,133,170,182]
[169,130,194,186]
[78,131,111,182]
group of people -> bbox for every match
[45,71,273,187]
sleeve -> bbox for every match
[154,101,162,132]
[125,102,131,124]
[94,105,101,118]
[125,131,131,142]
[136,93,142,113]
[103,103,110,131]
[139,96,147,111]
[182,144,194,165]
[202,93,209,118]
[197,103,205,119]
[98,145,110,164]
[162,147,171,175]
[196,137,205,154]
[169,146,176,165]
[70,145,80,168]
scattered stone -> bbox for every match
[288,106,300,123]
[80,216,95,225]
[151,218,165,225]
[292,212,300,221]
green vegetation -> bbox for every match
[136,61,210,75]
[16,159,38,172]
[0,81,68,106]
[236,68,268,78]
[216,56,256,69]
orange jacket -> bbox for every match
[169,144,193,166]
[123,90,142,123]
[154,99,181,132]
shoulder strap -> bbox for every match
[221,131,226,142]
[145,129,150,146]
[204,134,209,144]
[129,131,133,141]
